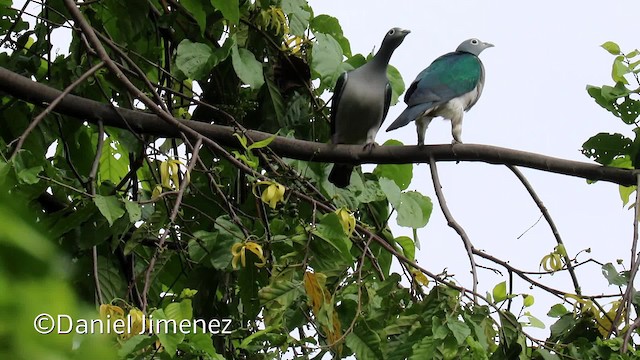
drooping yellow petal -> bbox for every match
[245,242,267,267]
[231,243,244,269]
[160,161,170,189]
[335,208,355,236]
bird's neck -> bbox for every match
[369,44,394,69]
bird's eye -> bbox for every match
[471,39,479,45]
[388,29,395,35]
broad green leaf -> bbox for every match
[619,185,635,206]
[612,56,630,84]
[396,192,433,229]
[181,0,208,35]
[151,308,185,356]
[312,213,352,259]
[281,0,310,36]
[258,279,304,307]
[93,195,125,226]
[311,33,344,89]
[264,77,285,123]
[99,138,128,184]
[446,317,471,345]
[523,312,545,329]
[165,299,193,322]
[118,335,157,358]
[345,325,383,360]
[601,41,621,55]
[373,140,413,190]
[492,281,507,303]
[310,14,351,56]
[231,44,264,89]
[547,304,568,318]
[602,262,628,286]
[188,229,237,269]
[395,236,415,260]
[379,177,401,206]
[124,200,141,223]
[16,165,43,184]
[210,0,239,24]
[176,40,215,80]
[186,332,223,359]
[533,348,561,360]
[387,65,405,105]
[581,132,632,165]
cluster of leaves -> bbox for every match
[582,41,640,203]
[3,0,640,359]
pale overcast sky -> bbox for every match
[309,0,640,335]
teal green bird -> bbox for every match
[386,38,493,145]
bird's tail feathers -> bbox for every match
[328,163,354,188]
[386,103,433,132]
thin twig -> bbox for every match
[507,165,581,295]
[428,155,478,301]
[141,136,203,311]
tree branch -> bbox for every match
[0,65,637,186]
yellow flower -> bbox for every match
[335,208,355,236]
[231,241,267,269]
[253,181,285,209]
[410,269,430,287]
[128,308,144,335]
[99,304,125,321]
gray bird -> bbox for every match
[328,27,410,188]
[386,38,493,145]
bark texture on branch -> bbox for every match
[0,66,637,186]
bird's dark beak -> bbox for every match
[400,29,411,36]
[484,42,495,48]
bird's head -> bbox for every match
[456,38,494,56]
[381,27,411,50]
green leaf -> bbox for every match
[379,177,401,206]
[493,281,507,303]
[258,279,304,307]
[612,56,630,84]
[446,317,471,345]
[395,236,415,260]
[602,41,621,55]
[176,40,215,80]
[181,0,208,35]
[188,229,237,269]
[387,65,405,105]
[547,304,569,318]
[165,299,193,321]
[581,132,632,165]
[93,195,125,226]
[312,213,353,259]
[310,14,351,57]
[396,192,433,229]
[311,33,344,89]
[523,311,545,329]
[210,0,239,24]
[533,348,561,360]
[281,0,310,37]
[345,325,383,360]
[602,262,628,286]
[373,140,413,190]
[124,200,141,223]
[247,134,277,150]
[231,44,264,89]
[118,335,157,358]
[619,185,635,206]
[151,308,185,356]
